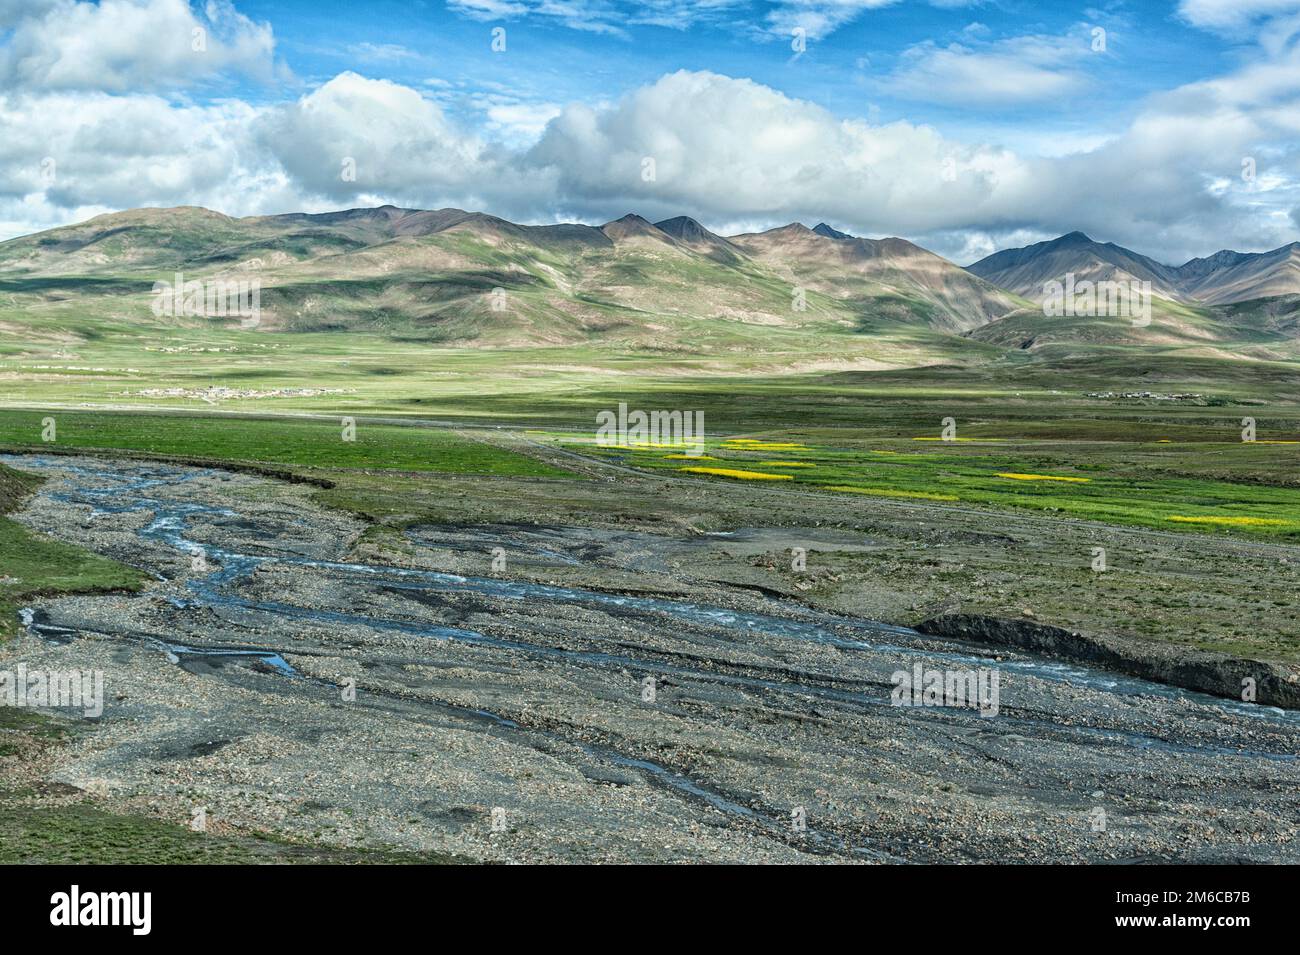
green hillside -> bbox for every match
[3,205,1300,418]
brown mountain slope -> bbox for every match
[0,205,1024,347]
[729,223,1027,333]
[1176,243,1300,305]
[968,231,1300,307]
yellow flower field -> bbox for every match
[678,466,793,481]
[996,472,1090,483]
[721,439,810,451]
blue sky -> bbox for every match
[244,0,1221,133]
[1,0,1298,263]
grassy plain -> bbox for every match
[0,411,567,476]
[1,330,1299,661]
[0,463,145,637]
[572,430,1300,539]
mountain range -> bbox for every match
[966,231,1300,307]
[1,205,1299,363]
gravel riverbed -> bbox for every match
[3,454,1297,863]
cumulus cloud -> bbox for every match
[523,69,1022,231]
[0,0,61,27]
[2,0,1299,265]
[517,67,1300,261]
[0,87,282,232]
[482,100,563,144]
[0,0,277,92]
[257,73,489,199]
[3,62,1297,263]
[253,72,554,215]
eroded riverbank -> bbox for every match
[3,454,1298,863]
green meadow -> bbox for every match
[0,410,568,477]
[2,309,1298,544]
[0,463,145,637]
[559,425,1300,538]
[1,386,1298,541]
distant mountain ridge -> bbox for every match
[967,232,1300,306]
[1,206,1297,359]
[1175,242,1300,305]
[0,205,1029,345]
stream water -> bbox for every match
[7,454,1299,847]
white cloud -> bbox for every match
[2,61,1296,263]
[446,0,767,35]
[0,0,277,93]
[630,0,747,29]
[764,0,900,41]
[250,72,554,215]
[1179,0,1300,32]
[446,0,630,35]
[523,69,1020,231]
[1,0,1299,265]
[256,73,489,200]
[483,101,563,143]
[442,0,951,42]
[521,65,1300,260]
[0,88,272,219]
[351,42,420,62]
[445,0,531,19]
[0,0,60,27]
[884,34,1092,105]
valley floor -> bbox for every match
[1,437,1296,863]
